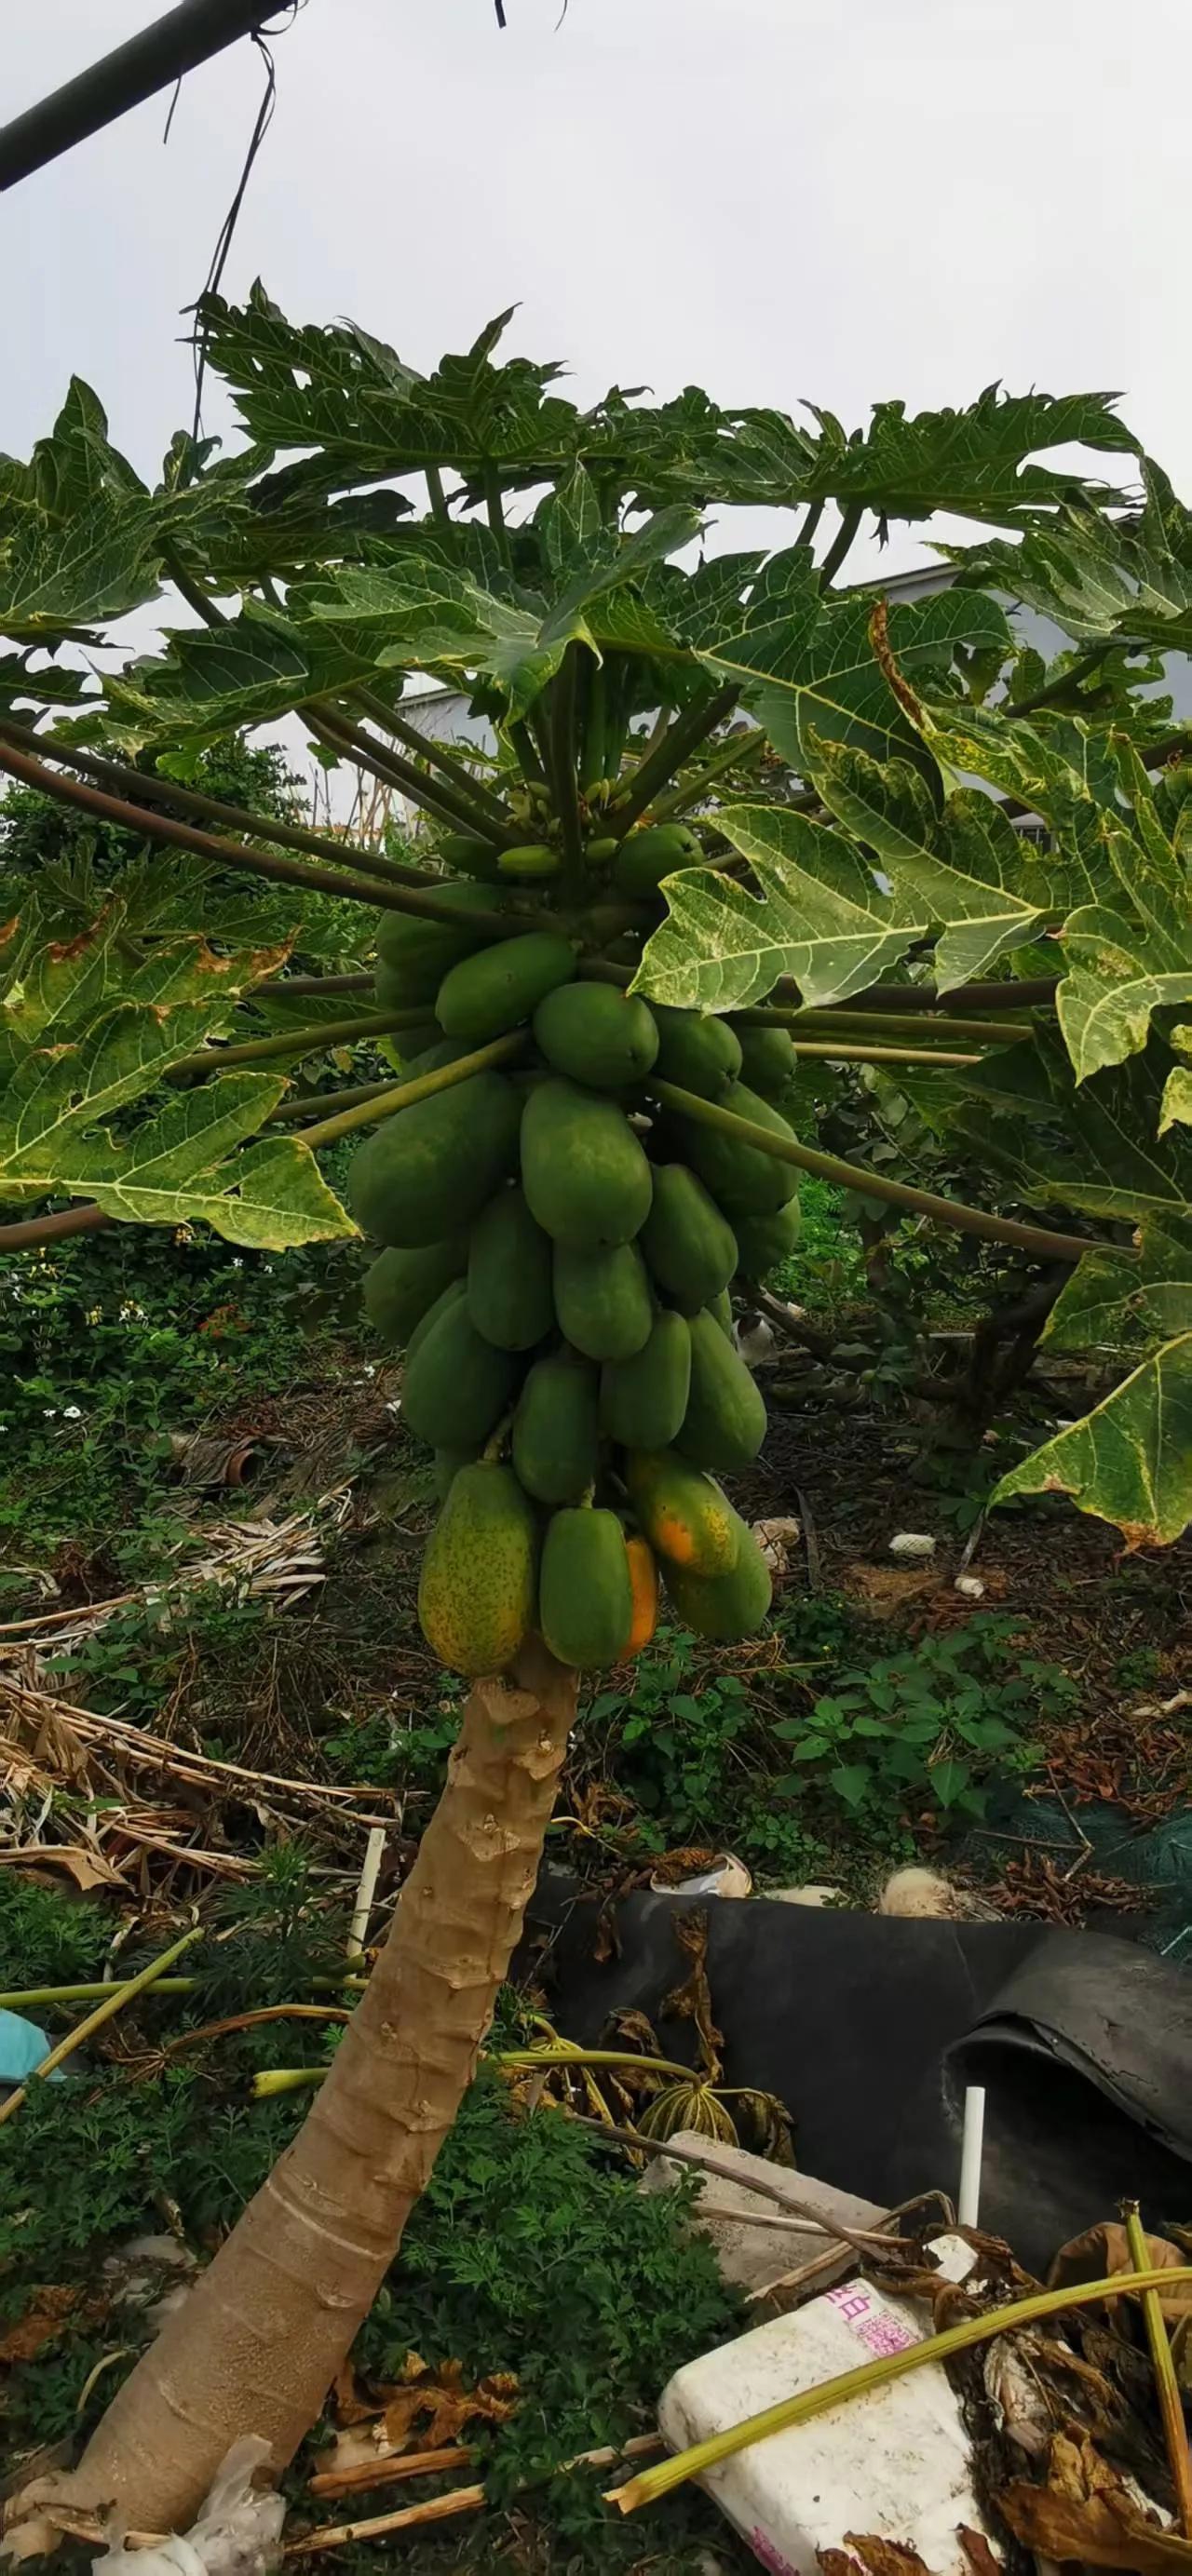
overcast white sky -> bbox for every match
[5,0,1191,585]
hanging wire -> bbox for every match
[157,3,306,452]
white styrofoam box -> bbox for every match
[657,2240,1002,2576]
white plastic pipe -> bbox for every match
[957,2084,986,2228]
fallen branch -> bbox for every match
[0,1927,202,2127]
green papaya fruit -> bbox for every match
[496,843,561,880]
[640,1164,738,1315]
[400,1289,519,1450]
[730,1019,796,1100]
[467,1185,554,1352]
[553,1238,653,1362]
[600,1310,691,1450]
[538,1506,633,1668]
[624,1450,739,1577]
[436,933,576,1042]
[673,1082,799,1220]
[708,1286,735,1339]
[376,1009,441,1058]
[362,1239,467,1348]
[584,835,619,866]
[418,1462,537,1674]
[651,1005,742,1099]
[665,1532,773,1642]
[733,1198,803,1281]
[522,1078,653,1248]
[437,830,506,884]
[347,1072,522,1248]
[676,1309,767,1472]
[532,982,658,1091]
[612,822,701,897]
[407,1277,467,1367]
[512,1349,600,1504]
[372,884,505,1016]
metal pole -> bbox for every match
[0,0,277,192]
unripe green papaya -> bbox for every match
[512,1349,599,1504]
[600,1310,691,1450]
[407,1277,467,1366]
[652,1005,742,1099]
[382,1016,448,1061]
[437,933,576,1042]
[418,1462,537,1674]
[362,1239,467,1348]
[730,1019,796,1100]
[400,1289,519,1450]
[496,843,561,880]
[613,822,701,897]
[676,1309,767,1472]
[467,1185,554,1352]
[673,1083,799,1220]
[733,1198,803,1281]
[438,831,506,883]
[554,1238,653,1362]
[347,1072,522,1248]
[585,835,619,866]
[665,1532,772,1642]
[532,982,658,1091]
[373,883,505,1014]
[640,1164,738,1315]
[538,1506,633,1669]
[522,1078,653,1248]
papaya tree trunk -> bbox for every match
[25,1641,576,2536]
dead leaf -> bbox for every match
[957,2530,1001,2576]
[997,2431,1190,2574]
[0,2289,80,2364]
[320,2356,517,2474]
[661,1908,723,2083]
[842,2541,932,2576]
[1050,2221,1192,2333]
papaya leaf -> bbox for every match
[993,1332,1192,1549]
[1043,1215,1192,1355]
[947,1039,1192,1227]
[792,387,1139,525]
[630,803,926,1011]
[1159,1060,1192,1135]
[1056,808,1192,1085]
[945,489,1192,654]
[806,737,1094,990]
[701,566,1010,772]
[535,465,608,579]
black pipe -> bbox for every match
[0,0,277,191]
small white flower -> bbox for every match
[62,1405,82,1421]
[43,1407,57,1419]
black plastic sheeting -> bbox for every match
[525,1882,1192,2276]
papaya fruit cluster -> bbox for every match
[351,822,801,1679]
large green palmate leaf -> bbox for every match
[0,883,353,1248]
[792,387,1138,524]
[1160,1062,1192,1135]
[1057,802,1192,1085]
[630,802,927,1011]
[806,737,1097,990]
[1043,1214,1192,1355]
[699,557,1011,773]
[946,1038,1192,1227]
[994,1332,1192,1549]
[945,484,1192,654]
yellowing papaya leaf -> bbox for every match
[1057,810,1192,1084]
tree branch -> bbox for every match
[348,690,512,834]
[647,725,767,824]
[0,719,433,894]
[0,738,519,934]
[650,1077,1105,1262]
[0,1203,113,1252]
[818,503,863,589]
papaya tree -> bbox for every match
[2,300,1191,2538]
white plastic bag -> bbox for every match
[92,2439,285,2576]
